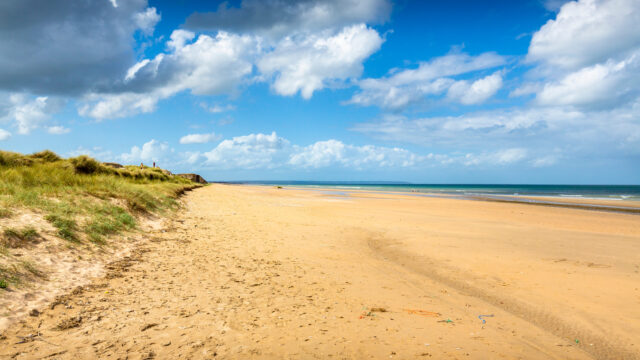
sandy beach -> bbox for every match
[1,184,639,359]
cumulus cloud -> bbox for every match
[203,132,291,169]
[1,0,387,121]
[450,76,502,106]
[0,128,10,141]
[519,0,640,109]
[74,1,388,118]
[258,24,383,99]
[202,132,421,170]
[79,23,385,118]
[185,0,391,39]
[134,7,160,35]
[179,132,221,144]
[78,92,159,120]
[347,52,507,109]
[80,30,257,119]
[120,139,171,164]
[0,94,64,134]
[0,0,159,95]
[535,51,640,108]
[447,72,503,105]
[195,131,532,171]
[528,0,640,70]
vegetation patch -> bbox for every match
[0,207,11,218]
[0,149,203,286]
[2,227,40,248]
[45,214,78,242]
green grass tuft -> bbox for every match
[45,214,78,242]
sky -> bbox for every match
[0,0,639,184]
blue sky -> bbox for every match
[1,0,639,183]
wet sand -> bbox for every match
[1,184,639,359]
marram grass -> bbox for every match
[0,150,202,288]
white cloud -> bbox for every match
[447,72,503,105]
[195,131,535,171]
[288,139,346,168]
[201,132,422,170]
[528,0,640,70]
[347,52,507,109]
[0,129,10,141]
[258,24,383,99]
[47,126,70,135]
[81,30,257,119]
[125,59,151,82]
[462,148,528,166]
[519,0,640,109]
[353,101,640,164]
[11,95,50,134]
[535,52,640,108]
[179,132,221,144]
[167,29,196,51]
[120,139,171,164]
[77,8,386,118]
[134,7,160,35]
[290,139,420,168]
[79,92,158,120]
[0,94,64,134]
[203,132,290,169]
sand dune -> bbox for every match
[1,184,638,359]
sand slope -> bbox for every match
[1,184,638,359]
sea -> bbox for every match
[231,182,640,202]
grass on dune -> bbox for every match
[0,150,202,289]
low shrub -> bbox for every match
[69,155,101,174]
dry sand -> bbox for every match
[1,184,639,359]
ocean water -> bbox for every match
[236,182,640,201]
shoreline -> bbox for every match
[258,184,640,214]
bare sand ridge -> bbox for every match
[1,184,639,359]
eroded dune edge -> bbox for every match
[1,184,639,359]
